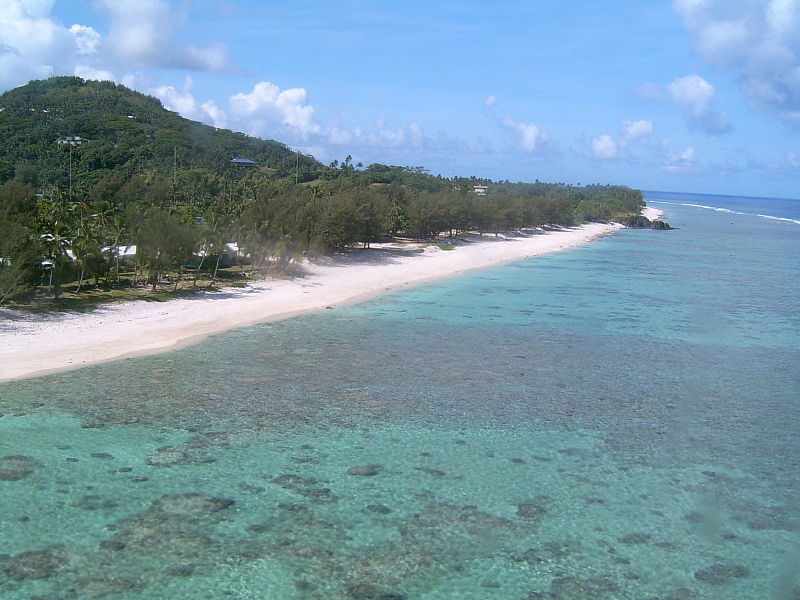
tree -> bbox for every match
[131,208,199,291]
[0,250,31,304]
[40,220,74,298]
[71,205,106,292]
[104,213,128,286]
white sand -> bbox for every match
[0,222,627,382]
[642,206,665,221]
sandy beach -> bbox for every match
[0,215,669,382]
[642,206,664,221]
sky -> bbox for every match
[1,0,799,199]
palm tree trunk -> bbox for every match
[76,267,85,293]
[209,253,221,288]
[193,255,205,288]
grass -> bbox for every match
[393,240,456,251]
[428,242,456,251]
[5,267,253,313]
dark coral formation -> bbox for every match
[145,431,230,467]
[272,473,339,503]
[347,464,382,476]
[0,455,42,481]
[693,563,750,584]
[516,499,549,522]
[0,545,69,580]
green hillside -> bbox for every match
[0,76,309,188]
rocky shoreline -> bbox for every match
[619,214,674,230]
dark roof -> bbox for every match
[231,157,257,166]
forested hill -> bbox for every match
[0,76,644,305]
[0,76,308,187]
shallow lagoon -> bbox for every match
[2,195,799,599]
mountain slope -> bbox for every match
[0,76,313,188]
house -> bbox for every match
[230,157,257,167]
[473,184,488,196]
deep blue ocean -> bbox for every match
[1,191,798,599]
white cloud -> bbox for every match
[69,24,100,55]
[3,0,54,19]
[73,65,115,82]
[667,74,733,134]
[201,99,227,129]
[786,151,800,168]
[97,0,232,72]
[668,74,714,116]
[674,0,800,123]
[229,81,320,138]
[0,0,86,89]
[151,77,211,122]
[589,119,652,160]
[0,0,232,93]
[150,78,426,153]
[622,119,654,140]
[502,116,550,152]
[484,94,497,107]
[120,72,150,90]
[662,145,700,173]
[147,77,450,161]
[365,119,425,148]
[592,134,623,159]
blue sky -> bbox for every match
[2,0,799,198]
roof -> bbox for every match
[230,157,257,166]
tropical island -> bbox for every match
[0,77,655,305]
[0,77,664,380]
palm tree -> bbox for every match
[72,209,102,293]
[40,220,73,298]
[104,213,128,286]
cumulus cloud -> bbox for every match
[73,65,115,82]
[667,74,733,134]
[149,79,431,156]
[326,120,428,154]
[0,0,233,92]
[69,24,100,55]
[674,0,800,124]
[502,116,550,152]
[151,77,215,122]
[590,119,653,160]
[365,119,424,147]
[592,134,623,159]
[97,0,231,72]
[662,145,700,173]
[229,81,320,138]
[0,0,87,89]
[201,99,227,129]
[151,79,320,142]
[623,119,654,140]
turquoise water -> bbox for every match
[1,193,799,599]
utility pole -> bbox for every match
[56,136,87,202]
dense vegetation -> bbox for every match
[0,77,644,306]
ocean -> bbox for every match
[1,191,798,599]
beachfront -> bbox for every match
[0,211,661,382]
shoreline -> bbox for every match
[642,206,665,221]
[0,220,637,383]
